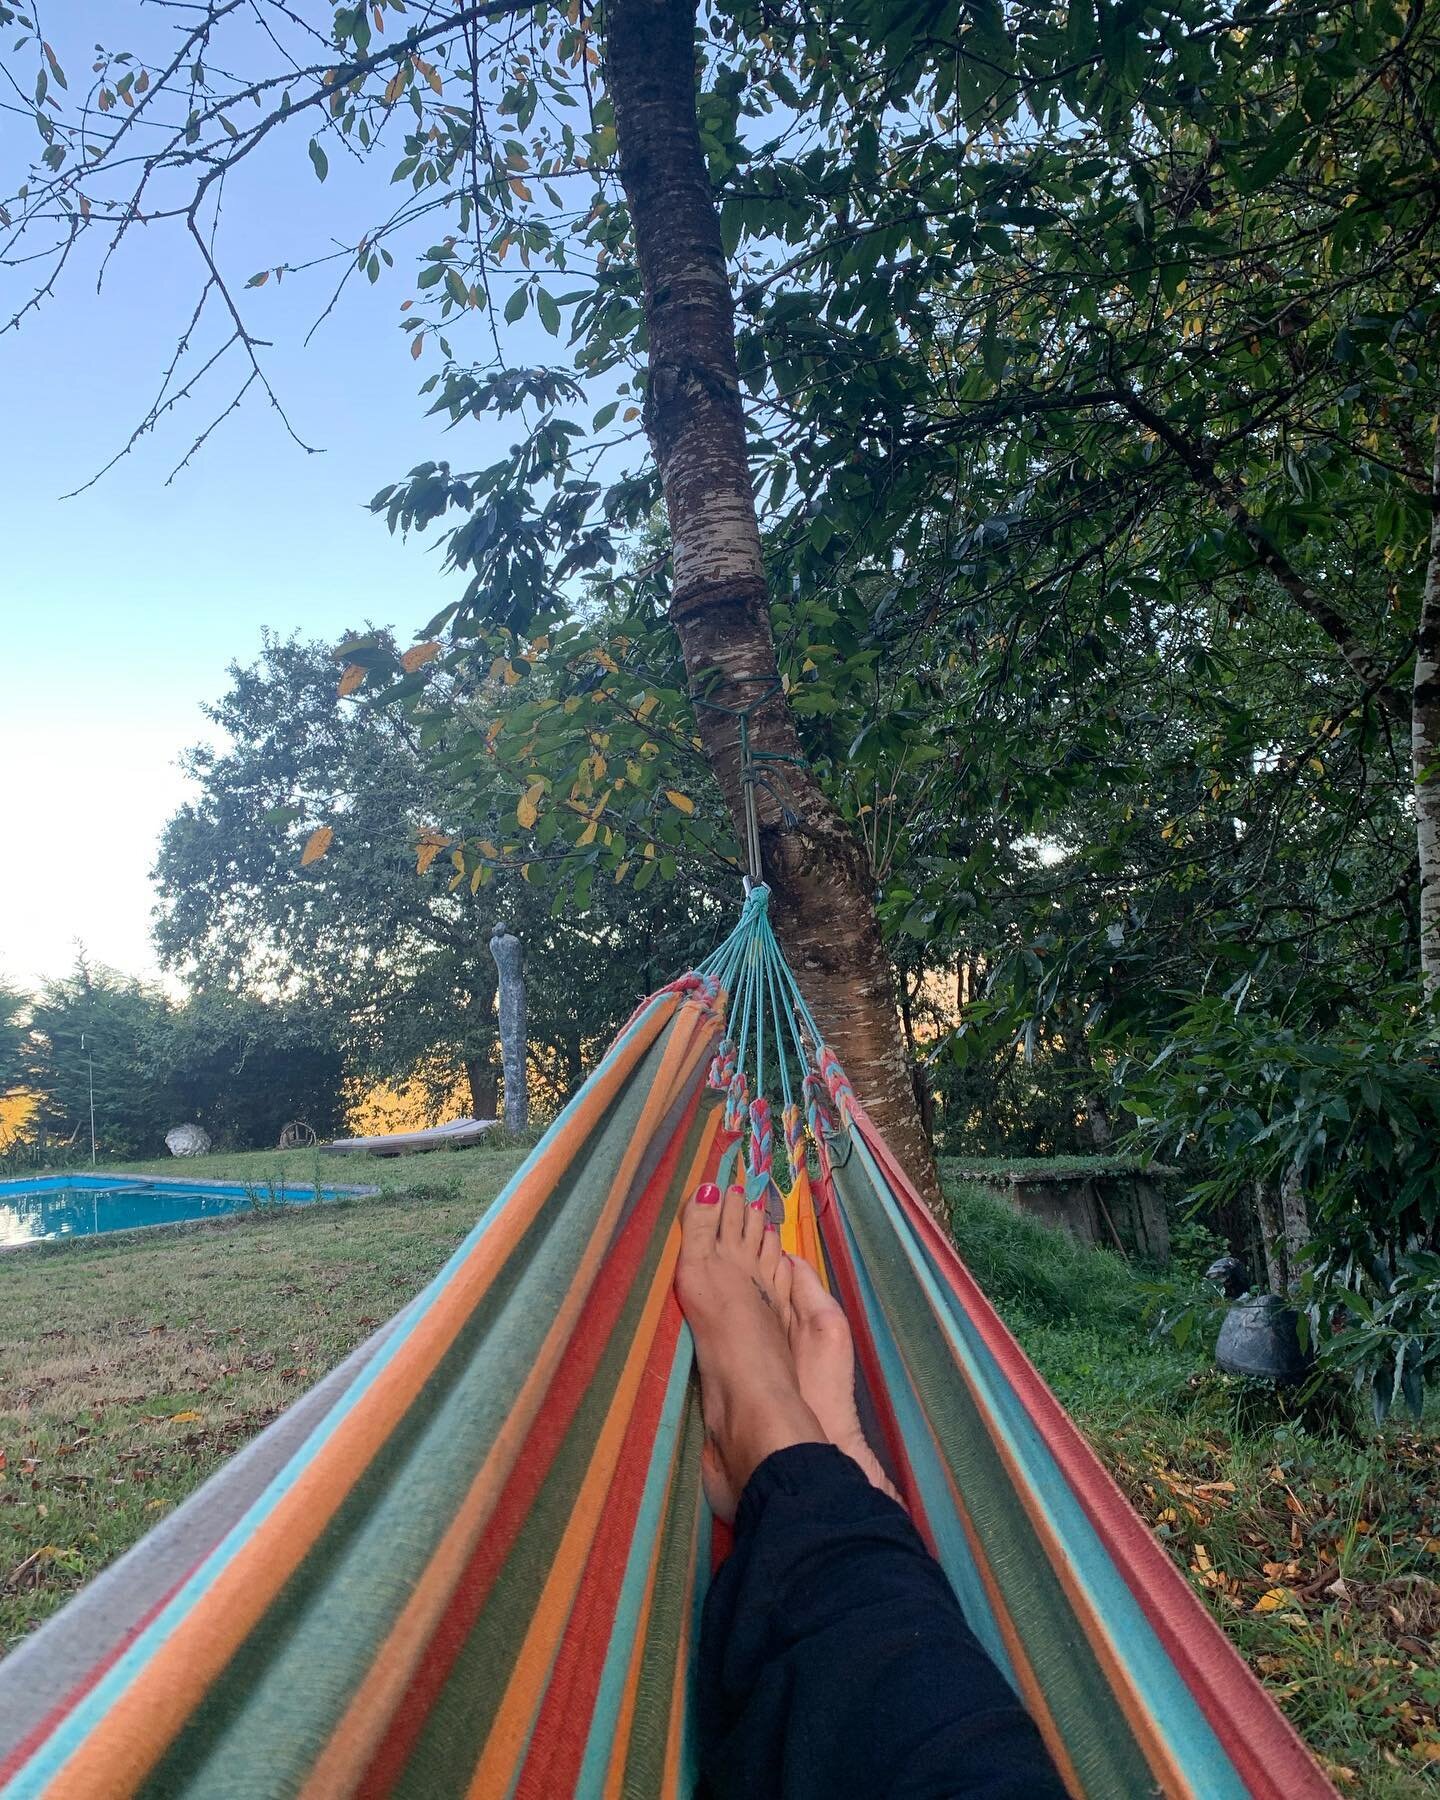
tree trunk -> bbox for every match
[1084,1093,1114,1151]
[1253,1180,1287,1296]
[1279,1160,1311,1296]
[606,0,938,1199]
[464,1055,497,1121]
[1415,419,1440,1002]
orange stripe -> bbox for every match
[37,996,684,1800]
[465,1223,689,1798]
[300,1098,718,1797]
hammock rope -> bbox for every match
[0,893,1334,1799]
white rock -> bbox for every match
[165,1123,212,1158]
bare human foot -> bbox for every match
[675,1179,901,1521]
[676,1180,825,1524]
[785,1256,902,1507]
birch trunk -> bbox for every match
[606,0,938,1197]
[1415,420,1440,1003]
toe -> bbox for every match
[679,1182,722,1257]
[788,1254,840,1325]
[741,1196,769,1253]
[757,1219,782,1286]
[716,1182,748,1249]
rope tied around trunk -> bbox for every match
[691,676,807,884]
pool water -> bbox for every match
[0,1173,373,1248]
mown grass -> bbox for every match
[2,1155,1436,1790]
[0,1146,527,1649]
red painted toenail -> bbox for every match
[695,1183,721,1206]
[764,1220,778,1234]
[747,1198,765,1211]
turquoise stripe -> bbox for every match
[823,1177,1014,1682]
[574,1332,694,1798]
[847,1127,1248,1796]
[3,996,676,1800]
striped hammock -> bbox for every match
[0,887,1331,1799]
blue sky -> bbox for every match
[1,4,556,989]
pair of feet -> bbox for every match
[674,1180,897,1522]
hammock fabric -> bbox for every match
[0,888,1332,1799]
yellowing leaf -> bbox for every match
[509,176,533,202]
[450,848,465,872]
[664,789,695,815]
[577,821,598,847]
[300,826,334,867]
[636,693,659,719]
[415,832,450,876]
[517,781,544,829]
[338,664,367,697]
[168,1410,203,1424]
[401,640,440,673]
[1252,1588,1293,1614]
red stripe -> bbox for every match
[847,1100,1333,1800]
[353,1081,707,1799]
[512,1296,686,1799]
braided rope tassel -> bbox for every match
[707,1037,737,1093]
[781,1101,805,1179]
[723,1068,750,1135]
[817,1045,854,1116]
[804,1069,839,1145]
[746,1096,773,1183]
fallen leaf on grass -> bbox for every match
[1253,1588,1295,1614]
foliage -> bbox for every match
[149,993,346,1149]
[23,960,171,1160]
[17,957,347,1157]
[0,981,27,1097]
[1123,992,1440,1418]
[152,635,723,1114]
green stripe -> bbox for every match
[833,1158,1161,1800]
[395,1084,715,1794]
[142,1027,681,1798]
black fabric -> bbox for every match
[697,1442,1069,1799]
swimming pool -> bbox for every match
[0,1173,377,1248]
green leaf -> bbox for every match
[308,138,329,183]
[504,284,528,325]
[536,287,561,336]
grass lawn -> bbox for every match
[3,1148,1438,1792]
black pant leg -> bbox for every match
[697,1442,1068,1800]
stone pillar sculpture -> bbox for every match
[489,920,529,1132]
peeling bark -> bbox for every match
[606,0,938,1196]
[1416,420,1440,1002]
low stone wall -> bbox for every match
[949,1160,1175,1267]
